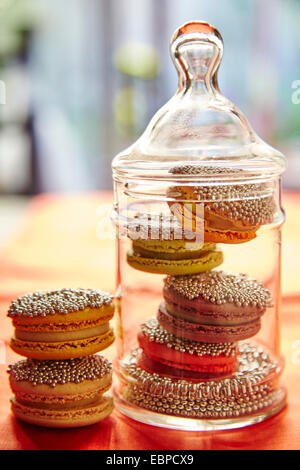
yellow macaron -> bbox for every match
[167,166,276,245]
[8,288,115,359]
[8,355,114,428]
[127,239,223,275]
[126,212,223,275]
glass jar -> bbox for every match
[111,21,287,431]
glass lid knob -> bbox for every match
[170,21,223,92]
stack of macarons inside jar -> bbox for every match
[7,288,115,428]
[122,167,278,419]
[127,213,272,381]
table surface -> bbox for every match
[0,191,299,450]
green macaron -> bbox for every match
[127,239,223,275]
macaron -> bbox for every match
[167,165,276,244]
[121,343,283,420]
[160,271,272,342]
[126,213,223,274]
[137,318,237,379]
[8,288,115,359]
[127,240,223,275]
[8,355,114,428]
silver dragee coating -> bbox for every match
[124,387,281,419]
[8,356,111,387]
[164,271,273,309]
[169,165,241,175]
[168,166,276,226]
[7,288,113,318]
[121,342,278,400]
[193,185,276,225]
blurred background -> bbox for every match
[1,2,300,436]
[0,0,299,197]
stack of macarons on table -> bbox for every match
[7,288,115,428]
[119,166,282,420]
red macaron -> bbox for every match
[137,318,237,379]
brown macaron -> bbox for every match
[161,271,273,342]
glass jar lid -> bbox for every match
[112,21,286,182]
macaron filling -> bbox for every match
[163,300,260,326]
[131,240,217,260]
[158,304,261,343]
[126,248,224,275]
[11,393,110,411]
[13,391,106,410]
[14,322,110,343]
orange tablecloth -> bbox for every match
[0,191,299,450]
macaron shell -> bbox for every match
[10,304,115,331]
[9,371,112,405]
[127,248,223,275]
[10,395,114,428]
[9,328,115,359]
[203,227,257,244]
[163,288,265,323]
[158,305,261,342]
[137,353,236,380]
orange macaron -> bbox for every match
[8,355,114,428]
[8,288,115,359]
[167,165,276,244]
